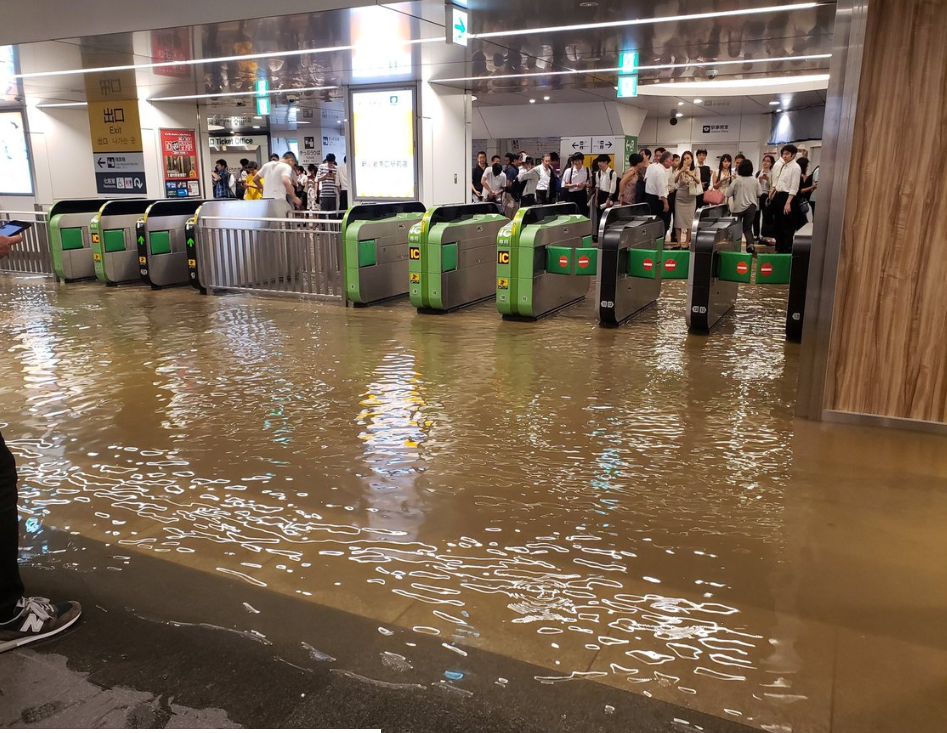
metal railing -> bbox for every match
[196,214,344,300]
[0,210,53,276]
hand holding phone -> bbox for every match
[0,220,33,238]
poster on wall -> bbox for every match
[0,111,34,195]
[299,136,321,166]
[351,87,416,200]
[151,28,191,78]
[161,129,200,198]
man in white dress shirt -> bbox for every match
[645,151,673,234]
[767,144,802,253]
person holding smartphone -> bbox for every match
[0,235,83,651]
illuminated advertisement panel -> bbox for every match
[351,87,417,200]
[0,111,33,195]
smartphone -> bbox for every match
[0,220,33,237]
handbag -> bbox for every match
[703,188,725,205]
[687,173,703,196]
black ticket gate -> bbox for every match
[785,229,811,342]
[686,205,744,333]
[597,204,667,327]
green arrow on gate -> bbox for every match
[138,236,144,245]
[186,238,194,247]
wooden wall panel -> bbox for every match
[826,0,947,422]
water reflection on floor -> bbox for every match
[2,276,946,733]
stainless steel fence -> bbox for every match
[196,212,344,300]
[0,210,53,276]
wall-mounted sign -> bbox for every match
[450,6,468,46]
[617,75,639,98]
[151,28,190,78]
[300,136,321,165]
[351,87,416,200]
[161,129,200,198]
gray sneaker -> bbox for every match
[0,596,82,652]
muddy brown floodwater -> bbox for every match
[2,275,945,733]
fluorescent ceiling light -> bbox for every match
[769,101,780,105]
[473,2,824,39]
[646,74,830,92]
[435,53,830,84]
[150,85,338,102]
[15,38,441,80]
[35,101,88,108]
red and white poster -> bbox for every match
[151,28,191,78]
[161,129,200,198]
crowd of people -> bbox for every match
[212,152,350,213]
[472,145,818,253]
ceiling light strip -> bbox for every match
[150,85,339,102]
[435,53,831,84]
[35,101,89,108]
[472,2,825,39]
[15,37,442,80]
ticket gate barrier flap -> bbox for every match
[137,199,206,288]
[413,204,507,312]
[47,199,110,282]
[596,204,666,327]
[661,249,689,279]
[90,199,156,284]
[686,206,743,333]
[755,253,792,285]
[342,202,427,305]
[785,228,812,343]
[496,202,592,320]
[717,250,753,283]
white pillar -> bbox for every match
[419,81,471,207]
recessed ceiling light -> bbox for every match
[529,99,536,103]
[543,95,550,100]
[471,95,478,101]
[777,108,783,112]
[434,54,830,85]
[675,113,683,118]
[149,85,338,102]
[693,98,703,104]
[678,101,684,106]
[769,101,779,105]
[252,125,260,129]
[473,2,822,39]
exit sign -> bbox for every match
[617,75,639,98]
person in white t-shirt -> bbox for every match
[481,162,507,213]
[253,152,300,207]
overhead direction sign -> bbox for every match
[448,5,468,46]
[617,75,639,98]
[619,51,639,74]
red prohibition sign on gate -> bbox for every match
[760,262,774,276]
[736,260,749,275]
[643,258,654,271]
[559,255,569,268]
[664,259,676,271]
[578,255,591,269]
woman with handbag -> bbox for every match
[754,154,775,244]
[673,151,701,248]
[708,154,734,206]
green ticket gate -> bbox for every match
[137,199,205,288]
[343,202,427,305]
[496,202,594,320]
[597,204,667,327]
[48,199,108,282]
[408,203,508,312]
[90,199,157,285]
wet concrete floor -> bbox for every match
[0,275,945,732]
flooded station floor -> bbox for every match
[1,275,945,732]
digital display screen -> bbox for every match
[0,111,34,195]
[351,88,416,200]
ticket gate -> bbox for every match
[343,202,427,306]
[48,199,109,282]
[496,203,594,320]
[90,199,157,285]
[785,227,811,342]
[408,203,508,313]
[137,199,205,288]
[685,205,744,333]
[597,204,667,327]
